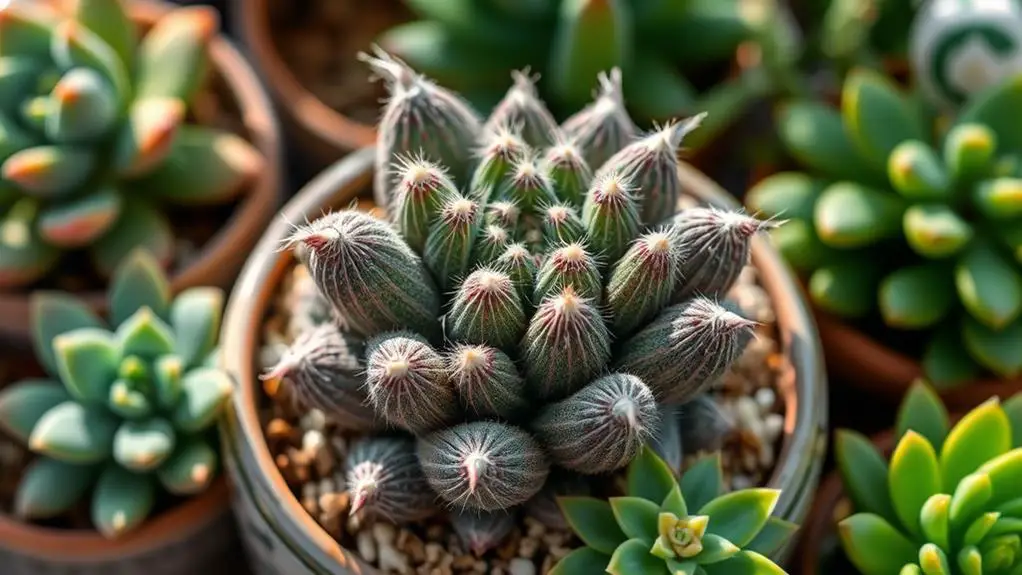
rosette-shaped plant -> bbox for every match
[748,70,1022,386]
[835,381,1022,574]
[0,249,231,538]
[267,49,776,549]
[550,446,795,574]
[0,0,262,288]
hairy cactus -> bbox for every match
[0,0,263,288]
[346,436,437,524]
[280,52,770,546]
[0,250,229,538]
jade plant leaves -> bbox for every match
[171,367,233,433]
[957,75,1022,155]
[112,418,176,472]
[107,248,172,325]
[917,543,950,574]
[955,243,1022,330]
[169,287,223,368]
[902,204,973,259]
[948,473,992,529]
[838,513,918,575]
[919,494,950,551]
[895,381,950,450]
[888,431,941,538]
[922,325,983,388]
[808,258,880,318]
[940,397,1012,489]
[841,68,925,168]
[878,264,954,329]
[559,497,628,555]
[972,178,1022,220]
[962,316,1022,378]
[156,437,218,495]
[698,489,780,548]
[72,0,138,71]
[814,181,905,248]
[943,123,997,186]
[887,140,950,201]
[775,100,877,181]
[745,171,824,222]
[134,6,216,102]
[835,429,898,525]
[978,449,1022,508]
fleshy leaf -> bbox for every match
[693,534,740,564]
[1003,394,1022,448]
[808,258,880,318]
[46,66,119,143]
[920,494,950,551]
[0,198,60,288]
[606,538,667,575]
[89,199,174,277]
[949,473,993,532]
[745,172,824,221]
[765,219,838,273]
[609,496,660,543]
[0,4,55,58]
[558,496,629,555]
[698,489,780,548]
[744,517,799,557]
[14,457,97,520]
[814,181,905,248]
[775,100,877,181]
[973,178,1022,220]
[902,204,973,259]
[152,354,184,410]
[895,380,950,450]
[548,546,613,575]
[547,0,631,110]
[957,75,1022,155]
[169,287,223,368]
[835,429,898,524]
[922,326,983,389]
[30,292,105,376]
[134,5,217,102]
[962,316,1022,378]
[52,327,119,402]
[108,378,152,420]
[115,307,175,358]
[71,0,136,70]
[956,243,1022,329]
[91,464,156,539]
[156,437,218,495]
[700,550,787,575]
[0,58,40,113]
[50,18,130,106]
[0,379,69,444]
[842,68,925,167]
[679,453,724,512]
[28,401,119,464]
[106,248,172,325]
[961,512,998,548]
[878,264,954,329]
[941,398,1012,489]
[113,97,186,178]
[944,123,996,186]
[112,418,176,472]
[1,145,94,199]
[666,559,698,575]
[978,449,1022,507]
[918,543,950,575]
[957,546,982,575]
[627,445,678,505]
[889,430,941,538]
[37,185,122,248]
[888,140,950,200]
[661,484,687,517]
[171,367,232,433]
[838,513,919,575]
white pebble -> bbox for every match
[379,545,411,574]
[509,558,536,575]
[763,413,784,444]
[731,474,754,490]
[318,477,336,495]
[300,409,327,432]
[754,387,775,412]
[302,482,317,501]
[734,396,764,439]
[356,529,377,563]
[303,429,326,454]
[425,542,443,564]
[259,343,285,370]
[373,521,398,545]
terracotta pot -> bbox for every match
[217,148,828,573]
[0,0,285,347]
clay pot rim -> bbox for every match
[218,149,828,566]
[235,0,376,154]
[0,0,285,346]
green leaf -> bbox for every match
[113,418,176,472]
[918,543,951,575]
[842,68,925,167]
[744,517,799,557]
[107,378,152,420]
[37,185,122,248]
[956,546,982,575]
[91,465,156,539]
[808,259,880,318]
[628,445,678,505]
[622,53,696,121]
[52,327,120,402]
[610,496,660,543]
[878,264,955,329]
[944,123,996,186]
[666,559,698,575]
[814,181,905,248]
[14,457,97,520]
[973,178,1022,220]
[115,307,175,358]
[765,219,837,273]
[889,430,942,538]
[404,0,553,46]
[963,512,999,546]
[89,199,174,278]
[680,453,723,512]
[606,538,667,575]
[956,243,1022,329]
[922,326,983,388]
[0,198,60,289]
[700,550,787,575]
[920,494,951,551]
[169,287,223,368]
[50,17,130,108]
[112,97,185,178]
[30,292,105,376]
[156,437,218,495]
[45,67,119,144]
[949,473,993,535]
[957,75,1022,155]
[998,497,1022,518]
[978,448,1022,507]
[775,100,876,181]
[896,380,950,449]
[548,0,633,111]
[888,141,950,200]
[838,513,919,575]
[171,367,232,433]
[0,4,55,58]
[134,6,216,102]
[986,516,1022,539]
[28,401,119,464]
[693,534,740,564]
[1003,394,1022,448]
[1,145,95,199]
[548,547,613,575]
[107,248,172,325]
[835,429,898,524]
[662,484,687,517]
[0,379,70,444]
[942,398,1012,489]
[642,0,753,66]
[152,354,184,410]
[698,489,780,548]
[72,0,136,71]
[962,316,1022,378]
[902,204,973,259]
[745,172,824,221]
[558,496,629,555]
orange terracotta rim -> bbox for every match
[236,0,376,153]
[0,0,284,346]
[0,477,229,562]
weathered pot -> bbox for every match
[0,0,285,347]
[218,147,828,573]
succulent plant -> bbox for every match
[0,0,262,289]
[270,49,773,549]
[0,249,230,538]
[747,70,1022,386]
[374,0,802,154]
[549,446,795,574]
[835,380,1022,574]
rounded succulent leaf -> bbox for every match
[962,316,1022,378]
[91,465,156,539]
[956,242,1022,329]
[888,430,941,538]
[814,181,906,249]
[878,264,955,329]
[112,417,176,472]
[941,398,1012,489]
[902,203,973,259]
[157,437,219,496]
[0,199,61,288]
[107,377,153,420]
[14,457,97,520]
[919,494,950,551]
[28,401,119,464]
[37,186,122,249]
[2,145,95,199]
[0,379,69,444]
[775,100,878,181]
[838,513,918,575]
[887,140,950,200]
[841,68,925,168]
[46,67,118,143]
[52,327,120,402]
[944,123,996,185]
[51,16,131,104]
[808,259,880,319]
[169,287,223,368]
[744,171,825,222]
[106,248,172,325]
[115,307,175,358]
[835,429,899,526]
[134,5,218,101]
[113,97,186,178]
[973,178,1022,220]
[171,367,233,433]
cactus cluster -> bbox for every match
[374,0,800,152]
[835,381,1022,574]
[0,0,262,289]
[267,48,780,554]
[748,70,1022,386]
[0,250,230,538]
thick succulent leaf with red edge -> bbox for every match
[0,198,60,288]
[698,489,780,548]
[14,457,97,520]
[841,68,925,168]
[131,126,262,204]
[88,199,174,278]
[680,453,724,512]
[558,496,629,555]
[2,146,94,199]
[113,97,186,178]
[547,0,632,111]
[46,67,119,143]
[838,513,918,575]
[69,0,136,71]
[895,380,950,450]
[548,546,612,575]
[941,398,1012,489]
[30,291,106,376]
[37,186,121,248]
[133,6,217,102]
[106,248,172,326]
[888,431,941,538]
[0,3,57,59]
[50,18,130,107]
[835,429,898,524]
[0,379,69,444]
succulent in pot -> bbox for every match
[260,46,791,564]
[0,0,262,290]
[747,69,1022,389]
[0,248,231,538]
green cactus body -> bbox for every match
[417,421,550,511]
[0,250,229,538]
[391,155,461,254]
[0,1,263,287]
[482,70,560,149]
[450,509,518,557]
[425,194,482,291]
[606,230,678,335]
[345,436,436,524]
[447,268,527,350]
[470,126,528,197]
[494,242,537,306]
[559,69,638,171]
[533,241,602,304]
[615,297,756,404]
[261,321,377,432]
[543,140,592,208]
[472,224,512,267]
[289,210,442,342]
[497,155,558,215]
[446,344,527,420]
[365,331,456,434]
[541,204,586,247]
[532,373,658,474]
[582,169,641,265]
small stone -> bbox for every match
[452,554,476,570]
[399,529,426,563]
[524,517,545,538]
[732,474,754,490]
[300,408,327,431]
[427,524,446,542]
[509,558,536,575]
[303,429,326,454]
[374,521,398,545]
[380,545,412,574]
[763,413,784,443]
[473,560,487,573]
[754,387,775,412]
[357,529,378,564]
[517,537,538,559]
[265,418,294,441]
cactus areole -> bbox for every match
[267,48,780,560]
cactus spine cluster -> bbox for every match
[270,49,774,549]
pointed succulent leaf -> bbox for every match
[808,258,880,318]
[0,199,60,288]
[169,287,223,368]
[957,75,1022,154]
[918,543,951,575]
[46,66,119,143]
[679,453,724,512]
[1003,394,1022,448]
[134,6,217,102]
[978,449,1022,507]
[744,517,799,557]
[609,496,660,543]
[957,546,982,575]
[841,68,925,167]
[887,141,950,200]
[973,178,1022,219]
[627,446,677,505]
[923,324,983,389]
[814,181,905,248]
[692,534,740,564]
[157,437,219,495]
[920,494,951,551]
[548,0,633,110]
[108,378,152,420]
[998,497,1022,518]
[699,550,787,575]
[112,417,176,472]
[941,398,1011,489]
[878,264,954,329]
[606,538,666,575]
[949,473,993,532]
[37,185,122,248]
[91,465,156,539]
[661,484,687,517]
[895,381,950,450]
[113,97,186,178]
[89,199,175,277]
[558,496,629,555]
[50,19,130,106]
[171,367,232,433]
[944,123,996,186]
[151,354,184,410]
[548,546,612,575]
[745,172,824,221]
[838,513,920,575]
[30,292,105,376]
[28,401,118,464]
[888,430,941,538]
[52,327,119,402]
[0,379,69,444]
[698,489,780,548]
[902,203,973,259]
[956,243,1022,329]
[962,316,1022,378]
[835,429,899,524]
[775,100,878,181]
[0,58,42,112]
[2,145,94,198]
[14,457,97,520]
[70,0,136,70]
[107,248,172,325]
[115,307,175,358]
[963,512,1000,546]
[0,4,56,58]
[667,559,698,575]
